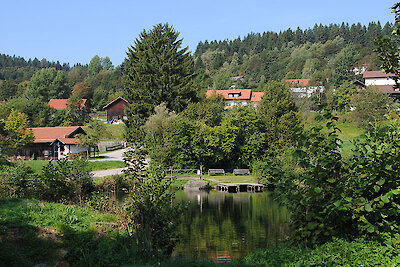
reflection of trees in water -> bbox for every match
[172,191,290,260]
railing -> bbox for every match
[164,168,202,179]
[106,144,123,151]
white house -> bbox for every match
[286,78,325,98]
[363,71,400,95]
[206,89,264,109]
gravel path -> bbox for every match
[92,168,125,177]
[90,147,150,177]
[92,148,129,161]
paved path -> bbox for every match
[92,168,125,177]
[92,148,129,161]
[91,148,150,177]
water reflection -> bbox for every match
[172,190,290,260]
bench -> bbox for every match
[208,169,225,175]
[233,169,250,175]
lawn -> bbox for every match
[0,198,136,266]
[103,124,125,141]
[170,174,257,189]
[305,120,366,158]
[24,160,125,173]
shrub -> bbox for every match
[35,158,94,203]
[252,159,284,185]
[123,147,182,258]
[282,108,400,246]
[0,161,35,198]
[242,239,400,267]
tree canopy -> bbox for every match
[123,23,198,144]
[25,68,70,102]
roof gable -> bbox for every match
[206,89,253,100]
[103,97,129,110]
[363,71,395,79]
[285,79,311,86]
[30,126,87,143]
[48,99,88,110]
[250,92,264,102]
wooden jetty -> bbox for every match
[217,183,264,193]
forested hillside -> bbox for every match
[0,54,123,127]
[0,54,70,83]
[0,21,394,127]
[193,22,393,89]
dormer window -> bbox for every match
[228,92,241,98]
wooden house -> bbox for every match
[17,126,88,160]
[103,97,129,123]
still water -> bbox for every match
[171,190,290,260]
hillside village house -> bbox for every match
[206,89,264,108]
[48,99,91,113]
[285,78,325,98]
[17,126,88,160]
[362,70,400,96]
[103,97,129,123]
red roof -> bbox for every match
[371,85,400,94]
[250,92,264,102]
[206,89,253,100]
[363,71,395,79]
[285,79,311,86]
[48,99,88,110]
[30,126,86,144]
[103,97,129,109]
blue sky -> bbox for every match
[0,0,396,66]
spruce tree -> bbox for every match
[123,23,197,144]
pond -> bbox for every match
[171,190,290,261]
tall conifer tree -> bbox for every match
[123,23,197,144]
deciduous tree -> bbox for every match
[25,68,70,102]
[0,110,34,156]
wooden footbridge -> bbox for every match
[217,183,264,193]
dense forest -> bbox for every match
[193,21,393,89]
[0,21,394,128]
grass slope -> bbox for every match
[0,198,139,266]
[25,160,125,173]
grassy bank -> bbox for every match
[0,198,146,266]
[25,160,125,173]
[169,174,257,189]
[161,238,400,266]
[103,124,125,141]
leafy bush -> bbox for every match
[242,238,400,267]
[0,161,35,198]
[35,158,94,203]
[344,121,400,243]
[123,147,183,258]
[252,159,284,185]
[282,107,400,246]
[252,147,299,186]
